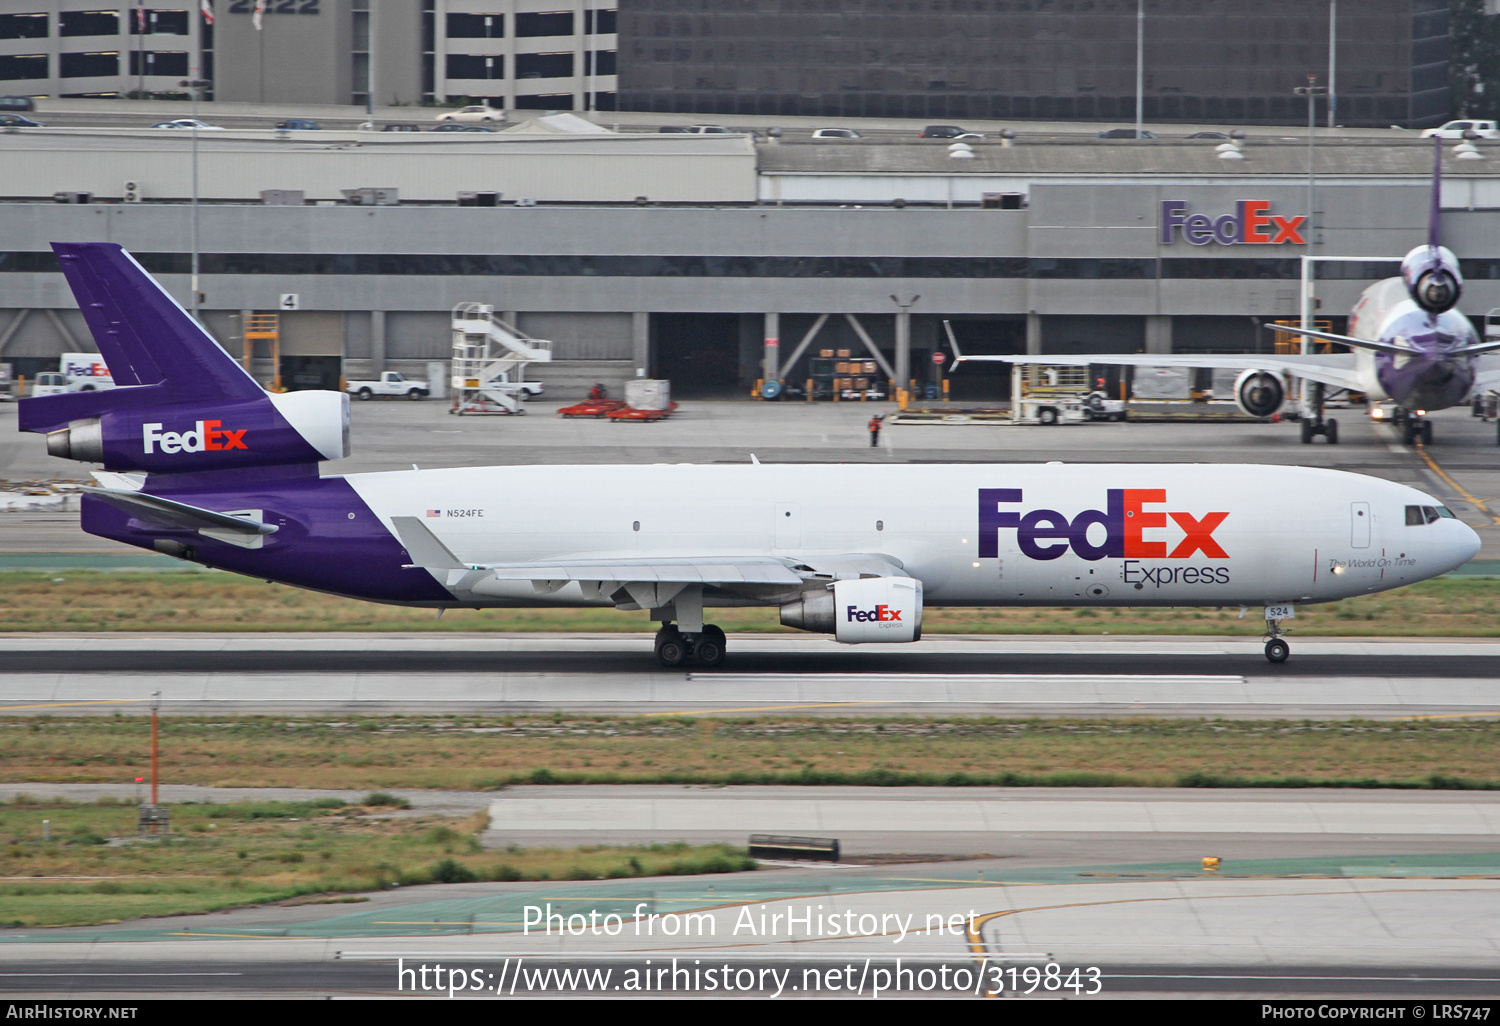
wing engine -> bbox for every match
[1233,369,1287,418]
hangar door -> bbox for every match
[277,312,344,391]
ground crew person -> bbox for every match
[869,413,883,447]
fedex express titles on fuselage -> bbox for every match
[351,462,1461,610]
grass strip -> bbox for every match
[2,715,1496,791]
[0,571,1497,635]
[0,797,753,928]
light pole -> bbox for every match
[1293,75,1326,338]
[1134,0,1144,139]
[180,77,211,322]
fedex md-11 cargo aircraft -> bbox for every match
[21,244,1480,666]
[952,138,1500,447]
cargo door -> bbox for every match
[1351,502,1371,548]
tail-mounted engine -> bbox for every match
[42,390,350,473]
[1401,244,1463,314]
[1234,369,1286,419]
[780,575,923,643]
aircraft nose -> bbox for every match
[1443,519,1483,573]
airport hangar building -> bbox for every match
[3,128,1500,400]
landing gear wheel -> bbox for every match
[693,626,727,669]
[1324,418,1338,445]
[1300,420,1314,444]
[1403,423,1417,445]
[1264,638,1290,663]
[1420,421,1434,446]
[656,636,688,667]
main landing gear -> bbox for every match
[1298,383,1339,445]
[1263,618,1290,663]
[655,623,727,668]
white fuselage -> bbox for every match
[344,462,1478,609]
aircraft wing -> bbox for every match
[952,352,1366,394]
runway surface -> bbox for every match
[1,633,1496,718]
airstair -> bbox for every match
[450,303,553,415]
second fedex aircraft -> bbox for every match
[22,244,1480,666]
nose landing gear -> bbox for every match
[1263,617,1290,663]
[655,623,727,668]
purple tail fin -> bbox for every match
[20,243,266,435]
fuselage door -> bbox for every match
[774,502,800,549]
[1351,502,1371,548]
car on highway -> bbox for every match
[436,105,505,124]
[919,125,971,138]
[1419,119,1500,140]
[811,128,861,140]
[1186,131,1230,139]
[0,114,43,127]
[274,119,321,130]
[381,123,423,132]
[431,123,497,132]
[152,119,224,130]
[0,96,35,112]
[659,124,737,134]
[1097,128,1157,139]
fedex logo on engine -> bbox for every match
[846,603,902,623]
[978,488,1229,561]
[1160,200,1305,246]
[142,420,248,455]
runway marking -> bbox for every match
[1417,446,1500,525]
[0,700,147,711]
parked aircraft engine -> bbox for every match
[780,575,923,643]
[1234,369,1286,419]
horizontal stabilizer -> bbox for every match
[83,487,278,535]
[390,516,468,571]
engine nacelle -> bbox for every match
[780,576,923,643]
[1233,369,1286,419]
[43,391,350,472]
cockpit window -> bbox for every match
[1406,505,1451,524]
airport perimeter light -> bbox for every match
[179,78,211,321]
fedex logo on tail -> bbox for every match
[142,420,248,455]
[979,488,1229,561]
[847,603,902,623]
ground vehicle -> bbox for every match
[659,124,737,134]
[0,96,35,112]
[30,353,117,397]
[436,105,505,124]
[1420,120,1500,140]
[274,119,321,131]
[0,114,43,127]
[1098,128,1157,138]
[812,128,860,139]
[382,123,422,132]
[152,119,223,130]
[347,371,429,400]
[919,125,970,138]
[1187,131,1230,139]
[431,123,496,132]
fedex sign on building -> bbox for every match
[1160,200,1306,246]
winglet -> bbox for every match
[390,516,467,570]
[943,319,965,362]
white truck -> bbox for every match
[30,353,117,397]
[346,371,431,401]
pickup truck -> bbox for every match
[346,371,430,400]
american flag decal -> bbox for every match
[425,510,441,518]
